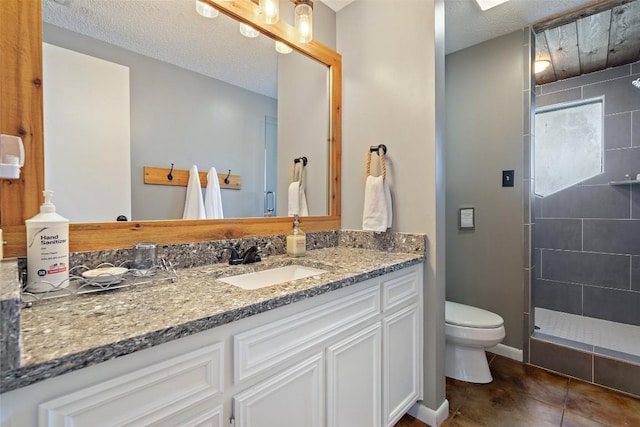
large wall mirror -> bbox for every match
[0,0,341,257]
[42,0,329,222]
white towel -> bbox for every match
[383,179,392,227]
[362,175,392,231]
[182,165,205,220]
[287,181,309,217]
[204,167,224,219]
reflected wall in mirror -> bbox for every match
[42,0,329,222]
[0,0,341,257]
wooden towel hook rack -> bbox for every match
[143,166,242,190]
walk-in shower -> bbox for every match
[531,61,640,396]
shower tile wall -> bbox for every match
[534,61,640,327]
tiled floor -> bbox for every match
[394,353,640,427]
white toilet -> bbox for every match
[445,301,505,384]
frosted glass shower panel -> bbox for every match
[535,100,603,197]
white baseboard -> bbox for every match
[408,399,449,427]
[487,343,523,362]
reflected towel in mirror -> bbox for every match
[205,167,224,219]
[288,160,308,216]
[182,165,206,219]
[287,181,308,217]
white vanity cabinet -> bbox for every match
[232,323,385,427]
[2,264,422,427]
[231,264,423,427]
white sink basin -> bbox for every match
[219,265,328,290]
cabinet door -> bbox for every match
[233,353,324,427]
[383,304,421,427]
[326,323,382,427]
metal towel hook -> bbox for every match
[224,169,231,184]
[369,144,387,156]
[294,156,308,166]
[167,163,174,181]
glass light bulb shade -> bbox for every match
[295,3,313,43]
[534,60,551,74]
[275,41,293,54]
[260,0,279,24]
[239,23,260,38]
[195,0,219,18]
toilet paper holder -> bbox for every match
[0,134,25,179]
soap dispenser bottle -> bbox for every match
[25,190,70,292]
[287,214,306,257]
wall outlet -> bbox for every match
[502,170,514,187]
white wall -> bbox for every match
[43,23,277,221]
[337,0,446,415]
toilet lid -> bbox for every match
[446,301,504,328]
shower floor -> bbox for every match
[534,308,640,363]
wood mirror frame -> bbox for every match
[0,0,341,258]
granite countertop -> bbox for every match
[0,260,19,301]
[1,246,423,393]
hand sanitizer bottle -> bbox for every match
[25,190,69,292]
[286,214,306,257]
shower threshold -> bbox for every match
[533,307,640,365]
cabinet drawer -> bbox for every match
[39,343,224,427]
[382,267,420,311]
[234,285,380,383]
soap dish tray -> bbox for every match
[21,260,177,304]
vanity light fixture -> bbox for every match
[294,0,313,43]
[275,41,293,54]
[260,0,279,24]
[195,0,219,18]
[474,0,510,11]
[239,22,260,38]
[534,60,551,74]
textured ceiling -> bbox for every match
[43,0,280,98]
[43,0,611,98]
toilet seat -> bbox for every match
[445,322,505,346]
[446,301,503,328]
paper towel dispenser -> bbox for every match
[0,134,25,179]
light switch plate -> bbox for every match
[502,170,514,187]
